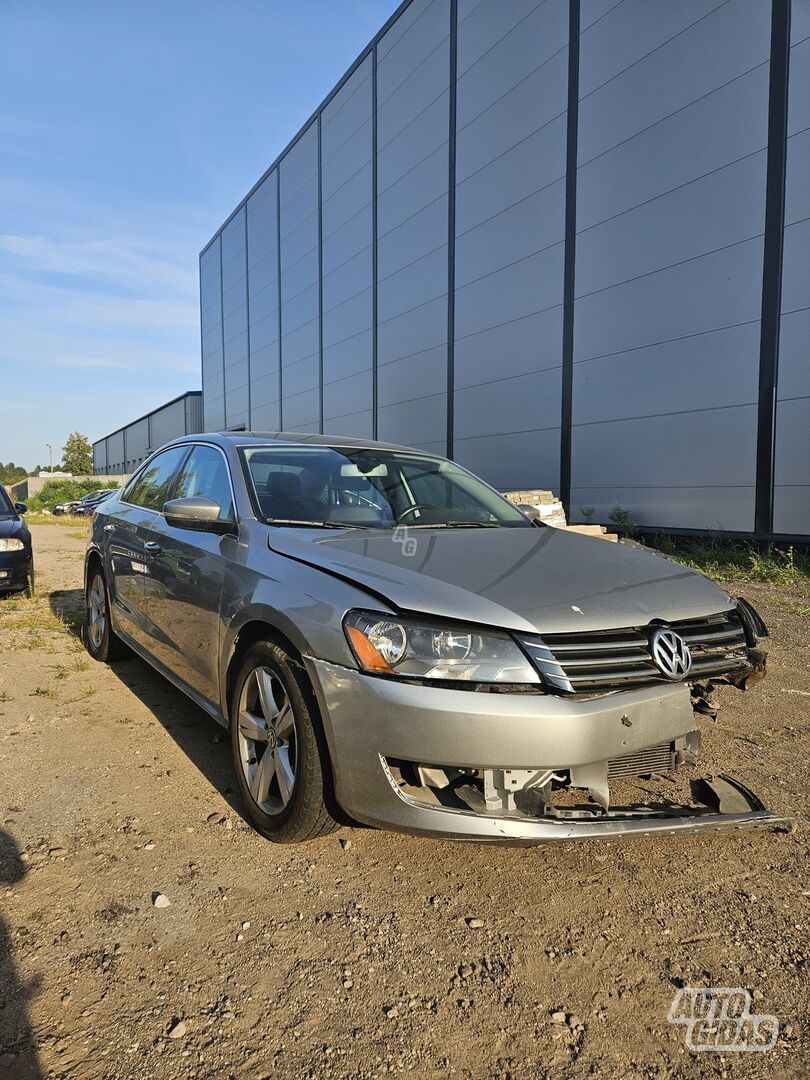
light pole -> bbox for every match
[46,443,53,474]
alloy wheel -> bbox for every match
[237,666,298,814]
[87,574,107,650]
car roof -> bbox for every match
[171,431,445,457]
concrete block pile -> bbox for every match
[503,489,618,541]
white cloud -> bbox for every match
[0,233,198,296]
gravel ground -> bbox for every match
[0,524,807,1079]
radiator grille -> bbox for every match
[608,742,675,779]
[521,610,748,694]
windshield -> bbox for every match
[240,445,532,530]
[0,486,14,518]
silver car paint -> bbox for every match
[266,526,736,635]
[86,432,787,841]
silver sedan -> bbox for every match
[84,433,790,843]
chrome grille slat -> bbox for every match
[691,656,749,673]
[521,611,748,694]
[681,627,745,646]
[539,636,647,654]
[544,651,653,670]
[566,669,657,685]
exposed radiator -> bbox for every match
[608,742,675,779]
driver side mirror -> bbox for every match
[163,497,234,534]
[515,503,542,524]
[14,503,27,515]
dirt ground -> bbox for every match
[0,524,807,1079]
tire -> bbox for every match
[230,640,339,843]
[85,565,129,662]
[25,564,35,599]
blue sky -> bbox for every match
[0,0,396,469]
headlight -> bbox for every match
[343,610,540,684]
[0,538,25,552]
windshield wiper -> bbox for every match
[400,520,501,529]
[267,518,366,529]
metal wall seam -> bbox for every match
[244,206,252,429]
[317,114,324,433]
[559,0,580,518]
[755,0,791,535]
[219,234,226,428]
[372,44,379,440]
[276,171,283,429]
[198,252,206,428]
[446,0,458,460]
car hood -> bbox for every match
[0,515,27,540]
[268,526,734,634]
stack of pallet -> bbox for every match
[563,523,618,542]
[503,489,618,542]
[503,488,567,527]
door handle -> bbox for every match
[143,541,162,554]
[103,524,115,534]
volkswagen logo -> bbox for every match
[650,627,692,680]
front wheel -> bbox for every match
[85,567,129,662]
[230,640,339,843]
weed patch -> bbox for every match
[647,535,809,586]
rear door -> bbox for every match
[143,443,237,705]
[105,445,189,651]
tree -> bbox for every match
[0,462,27,485]
[61,433,93,476]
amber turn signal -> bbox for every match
[345,624,394,674]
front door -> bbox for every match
[106,445,189,650]
[143,444,237,707]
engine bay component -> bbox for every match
[383,735,795,836]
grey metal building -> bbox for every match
[92,392,203,476]
[200,0,809,538]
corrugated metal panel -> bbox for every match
[92,392,202,467]
[185,393,203,434]
[92,439,108,475]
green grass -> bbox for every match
[647,534,809,586]
[30,686,56,699]
[23,513,88,526]
[26,478,119,514]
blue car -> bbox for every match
[0,484,33,596]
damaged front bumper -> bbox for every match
[306,656,795,843]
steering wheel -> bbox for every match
[398,503,434,521]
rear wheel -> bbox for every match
[230,640,338,843]
[85,567,128,662]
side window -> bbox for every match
[171,445,234,521]
[124,446,188,511]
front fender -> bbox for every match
[218,553,396,720]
